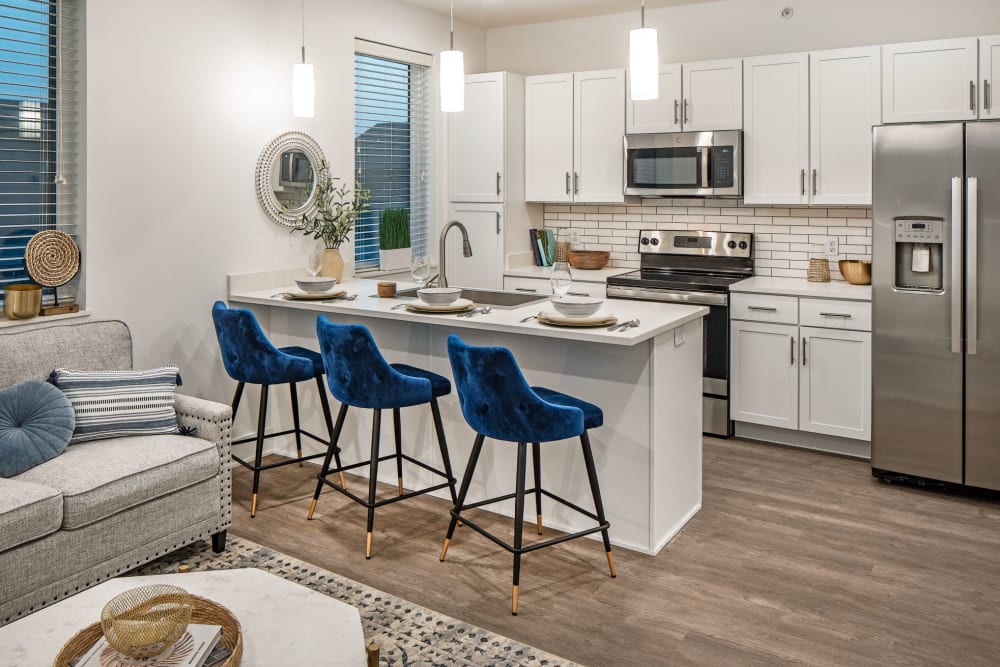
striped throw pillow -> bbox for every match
[49,367,181,444]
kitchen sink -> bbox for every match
[396,287,548,308]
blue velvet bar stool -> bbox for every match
[308,316,459,559]
[212,301,346,517]
[442,334,615,615]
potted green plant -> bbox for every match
[378,208,411,271]
[289,161,371,281]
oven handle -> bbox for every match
[606,285,729,306]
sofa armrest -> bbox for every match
[174,393,232,531]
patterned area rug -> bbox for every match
[132,536,580,667]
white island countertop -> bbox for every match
[731,276,872,301]
[228,272,707,347]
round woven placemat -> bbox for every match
[25,230,80,288]
[52,595,243,667]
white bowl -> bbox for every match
[295,277,337,293]
[417,287,463,305]
[550,295,604,318]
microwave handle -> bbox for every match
[700,147,710,188]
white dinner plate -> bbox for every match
[281,289,347,301]
[536,310,618,328]
[405,298,475,313]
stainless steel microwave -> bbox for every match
[624,130,742,197]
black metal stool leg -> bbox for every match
[512,441,528,615]
[430,398,458,505]
[440,433,485,561]
[580,431,616,578]
[315,376,347,490]
[250,384,269,518]
[393,408,404,496]
[289,382,303,466]
[365,409,382,559]
[308,403,349,520]
[532,442,543,535]
[231,382,245,420]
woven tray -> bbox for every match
[53,595,243,667]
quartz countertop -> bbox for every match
[731,276,872,301]
[228,271,706,347]
[503,265,632,282]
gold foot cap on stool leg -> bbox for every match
[607,551,617,578]
[511,585,519,615]
[307,498,318,520]
[439,538,451,562]
[536,514,543,535]
[250,493,258,518]
[398,477,404,496]
[365,532,373,559]
[339,471,347,490]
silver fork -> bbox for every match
[458,305,492,318]
[609,318,639,332]
[390,303,409,310]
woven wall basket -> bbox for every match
[24,230,80,288]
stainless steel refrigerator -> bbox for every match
[872,122,1000,491]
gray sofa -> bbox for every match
[0,320,232,625]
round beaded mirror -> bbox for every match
[254,131,327,227]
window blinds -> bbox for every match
[0,0,79,303]
[353,40,431,272]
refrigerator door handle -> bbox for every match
[951,177,963,355]
[968,176,979,356]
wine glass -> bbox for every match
[550,261,573,297]
[411,255,432,289]
[306,245,323,277]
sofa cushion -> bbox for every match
[0,320,132,387]
[0,380,76,477]
[0,478,62,551]
[14,434,219,529]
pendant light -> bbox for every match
[292,0,315,118]
[439,0,464,112]
[629,0,659,101]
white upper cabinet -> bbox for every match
[526,69,624,203]
[445,203,504,290]
[743,53,810,205]
[626,59,741,134]
[982,35,1000,119]
[809,47,881,206]
[449,73,505,203]
[525,73,575,202]
[574,69,626,203]
[626,64,682,134]
[882,37,979,123]
[682,58,743,131]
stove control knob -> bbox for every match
[650,237,660,246]
[727,240,737,249]
[738,241,749,250]
[640,237,650,245]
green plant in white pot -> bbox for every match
[378,208,411,272]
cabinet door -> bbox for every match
[731,321,799,429]
[525,73,574,202]
[445,204,504,290]
[682,58,743,131]
[743,53,810,205]
[810,47,881,206]
[982,35,1000,120]
[799,327,871,441]
[450,73,504,203]
[882,38,979,123]
[574,69,626,203]
[627,64,682,133]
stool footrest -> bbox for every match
[456,488,601,524]
[233,428,331,448]
[318,474,454,509]
[232,451,328,472]
[452,514,610,555]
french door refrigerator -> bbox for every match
[872,122,1000,491]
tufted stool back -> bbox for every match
[211,302,315,386]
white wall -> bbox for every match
[85,0,485,413]
[486,0,1000,74]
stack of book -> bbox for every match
[529,229,557,266]
[72,624,231,667]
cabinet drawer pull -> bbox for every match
[802,337,807,366]
[514,287,538,293]
[790,336,796,365]
[819,312,853,318]
[674,99,679,124]
[747,305,778,312]
[566,291,589,297]
[971,80,976,112]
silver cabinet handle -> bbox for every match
[951,177,963,354]
[683,99,689,125]
[812,168,818,196]
[986,79,992,111]
[574,172,580,194]
[567,291,589,297]
[514,287,537,293]
[800,169,806,196]
[819,312,853,318]
[496,172,501,196]
[970,80,976,112]
[802,337,807,366]
[790,336,796,365]
[565,171,570,195]
[968,176,979,355]
[674,99,679,124]
[748,305,777,312]
[496,211,501,235]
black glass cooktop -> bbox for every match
[607,269,748,293]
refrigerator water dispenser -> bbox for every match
[894,218,944,291]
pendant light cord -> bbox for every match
[449,0,455,50]
[301,0,306,63]
[641,0,646,28]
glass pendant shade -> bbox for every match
[629,27,659,101]
[292,62,315,117]
[439,49,465,112]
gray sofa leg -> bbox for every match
[212,530,228,553]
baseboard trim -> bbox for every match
[735,422,871,460]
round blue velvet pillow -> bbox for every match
[0,380,75,477]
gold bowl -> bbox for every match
[838,260,872,285]
[101,585,193,660]
[3,284,42,320]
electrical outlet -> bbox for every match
[826,237,839,256]
[674,328,686,347]
[571,230,580,245]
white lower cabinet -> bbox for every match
[799,327,872,440]
[502,275,606,298]
[731,321,799,429]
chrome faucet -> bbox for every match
[437,220,473,288]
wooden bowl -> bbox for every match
[838,260,872,285]
[567,250,610,270]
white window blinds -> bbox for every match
[354,40,431,272]
[0,0,80,304]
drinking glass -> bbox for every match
[306,245,323,277]
[411,255,432,288]
[550,261,573,297]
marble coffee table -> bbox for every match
[0,568,366,667]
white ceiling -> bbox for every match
[399,0,714,29]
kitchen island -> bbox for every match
[228,269,707,555]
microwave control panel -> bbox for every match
[711,146,735,188]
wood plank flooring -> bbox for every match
[230,437,1000,666]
